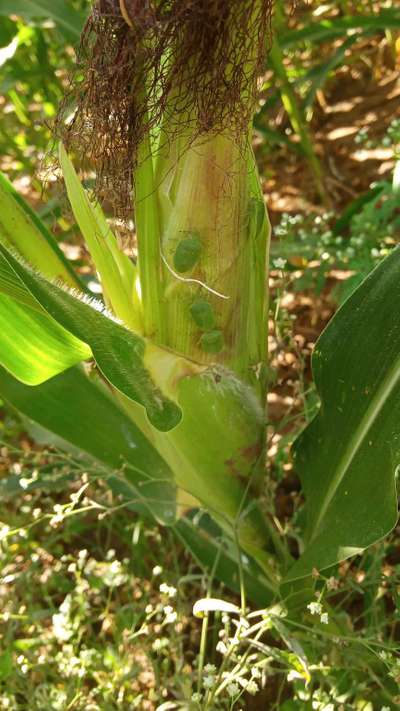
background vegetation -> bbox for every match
[0,1,399,708]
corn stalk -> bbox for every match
[0,0,283,585]
[1,0,397,603]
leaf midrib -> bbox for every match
[310,355,400,542]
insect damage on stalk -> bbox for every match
[56,0,274,220]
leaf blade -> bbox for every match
[0,293,90,385]
[285,248,400,582]
[59,144,142,331]
[0,171,83,290]
[0,242,181,431]
[0,364,176,524]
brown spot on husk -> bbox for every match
[225,441,263,481]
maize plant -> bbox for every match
[0,0,398,603]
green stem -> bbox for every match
[134,132,165,342]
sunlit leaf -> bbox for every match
[0,293,90,385]
[285,248,400,583]
[0,243,181,431]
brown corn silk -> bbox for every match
[60,0,273,216]
[57,0,278,573]
[59,0,272,389]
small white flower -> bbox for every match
[216,640,228,655]
[152,565,163,576]
[203,675,215,689]
[273,257,287,270]
[227,635,240,647]
[251,666,262,679]
[227,682,240,697]
[307,601,322,616]
[0,525,10,541]
[246,680,258,695]
[60,596,72,615]
[103,560,128,587]
[159,583,177,598]
[320,612,329,625]
[204,663,216,674]
[191,692,202,703]
[164,609,177,625]
[49,511,65,528]
[2,574,14,584]
[152,638,163,651]
[52,612,73,642]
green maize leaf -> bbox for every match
[0,18,16,48]
[0,243,181,431]
[284,248,400,584]
[0,293,90,385]
[0,258,43,311]
[59,144,142,331]
[0,364,176,524]
[253,121,304,156]
[0,172,83,290]
[0,1,86,41]
[332,185,384,236]
[279,10,400,48]
[0,650,12,683]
